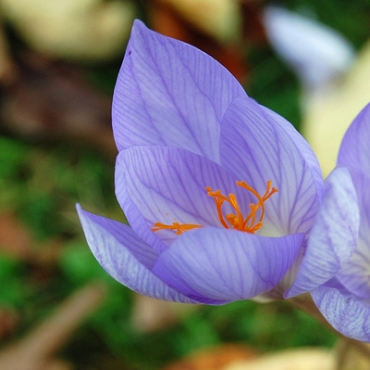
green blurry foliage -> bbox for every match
[247,48,301,128]
[0,138,28,179]
[0,255,30,307]
[284,0,370,48]
[0,137,116,239]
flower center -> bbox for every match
[152,180,278,235]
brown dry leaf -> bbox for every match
[0,14,16,84]
[239,0,266,45]
[0,211,63,281]
[0,52,116,158]
[38,360,73,370]
[224,348,334,370]
[335,338,370,370]
[0,282,106,370]
[0,309,19,341]
[132,294,198,332]
[0,212,34,260]
[148,0,260,83]
[155,0,241,42]
[163,344,258,370]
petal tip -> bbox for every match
[76,203,87,223]
[132,19,147,33]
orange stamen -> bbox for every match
[152,222,202,235]
[151,181,278,235]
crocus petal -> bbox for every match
[112,20,244,162]
[311,284,370,342]
[77,205,199,303]
[115,146,254,247]
[338,103,370,174]
[336,170,370,299]
[219,96,321,236]
[285,166,359,297]
[260,105,324,200]
[152,227,304,302]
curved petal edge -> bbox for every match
[286,167,359,298]
[311,285,370,342]
[76,205,199,303]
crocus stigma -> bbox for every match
[77,21,359,305]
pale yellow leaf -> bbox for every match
[303,40,370,177]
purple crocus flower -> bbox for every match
[312,104,370,341]
[77,21,359,305]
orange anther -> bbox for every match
[152,181,278,235]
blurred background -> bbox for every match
[0,1,369,369]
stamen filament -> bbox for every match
[205,187,229,229]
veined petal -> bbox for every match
[311,284,370,342]
[115,146,255,247]
[113,163,168,254]
[260,106,324,200]
[112,20,245,162]
[286,167,359,297]
[152,227,304,302]
[219,96,321,235]
[336,170,370,299]
[338,103,370,174]
[76,205,199,303]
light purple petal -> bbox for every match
[152,227,304,302]
[338,103,370,174]
[311,285,370,342]
[112,20,245,162]
[76,205,199,303]
[260,106,324,201]
[115,146,257,247]
[286,166,359,297]
[113,160,168,254]
[219,96,321,235]
[336,170,370,299]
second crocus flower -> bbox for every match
[312,104,370,342]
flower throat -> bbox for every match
[152,180,278,235]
